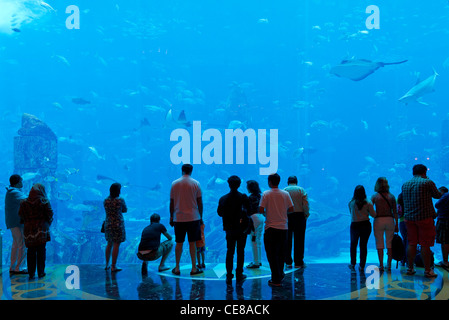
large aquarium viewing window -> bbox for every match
[1,0,448,271]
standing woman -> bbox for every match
[371,177,398,272]
[246,180,265,269]
[104,183,127,272]
[19,183,54,279]
[348,185,376,272]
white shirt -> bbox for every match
[170,175,202,222]
[260,187,294,230]
[284,185,309,215]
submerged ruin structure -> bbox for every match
[13,113,59,262]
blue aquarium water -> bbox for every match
[0,0,448,266]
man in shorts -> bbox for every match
[170,164,204,276]
[401,164,442,277]
[137,213,173,274]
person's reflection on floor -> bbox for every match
[105,270,120,299]
[226,281,234,300]
[235,281,245,300]
[293,269,305,300]
[250,278,262,299]
[350,267,368,300]
[190,280,205,300]
[137,273,174,300]
[175,277,183,300]
[159,275,174,300]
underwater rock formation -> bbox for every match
[14,113,57,171]
[14,113,59,262]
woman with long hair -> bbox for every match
[104,182,127,272]
[348,185,376,272]
[246,180,265,269]
[371,177,398,271]
[19,183,54,279]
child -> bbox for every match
[196,220,206,269]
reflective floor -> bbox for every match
[2,262,449,301]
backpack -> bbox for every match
[391,233,405,268]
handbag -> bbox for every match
[101,221,105,233]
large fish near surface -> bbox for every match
[398,70,438,105]
[330,59,408,81]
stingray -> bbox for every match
[330,59,408,81]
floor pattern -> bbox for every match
[1,262,449,300]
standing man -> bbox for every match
[401,164,441,278]
[259,173,294,287]
[435,187,449,270]
[217,175,250,285]
[170,164,204,276]
[5,174,28,275]
[284,175,309,269]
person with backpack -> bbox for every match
[371,177,398,272]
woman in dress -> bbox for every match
[104,182,127,272]
[19,183,54,279]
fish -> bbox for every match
[39,1,55,12]
[56,192,73,201]
[148,182,162,191]
[293,146,317,159]
[54,55,70,67]
[52,102,63,110]
[84,187,102,197]
[293,101,314,109]
[227,120,246,130]
[72,97,91,105]
[140,118,150,128]
[96,175,117,183]
[60,182,80,193]
[398,70,438,105]
[21,172,41,181]
[215,178,227,185]
[68,203,96,212]
[310,120,329,130]
[361,120,368,130]
[11,28,20,33]
[330,59,408,81]
[88,146,105,160]
[144,105,165,113]
[165,109,191,128]
[43,176,58,183]
[64,168,80,176]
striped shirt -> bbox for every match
[401,176,441,221]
